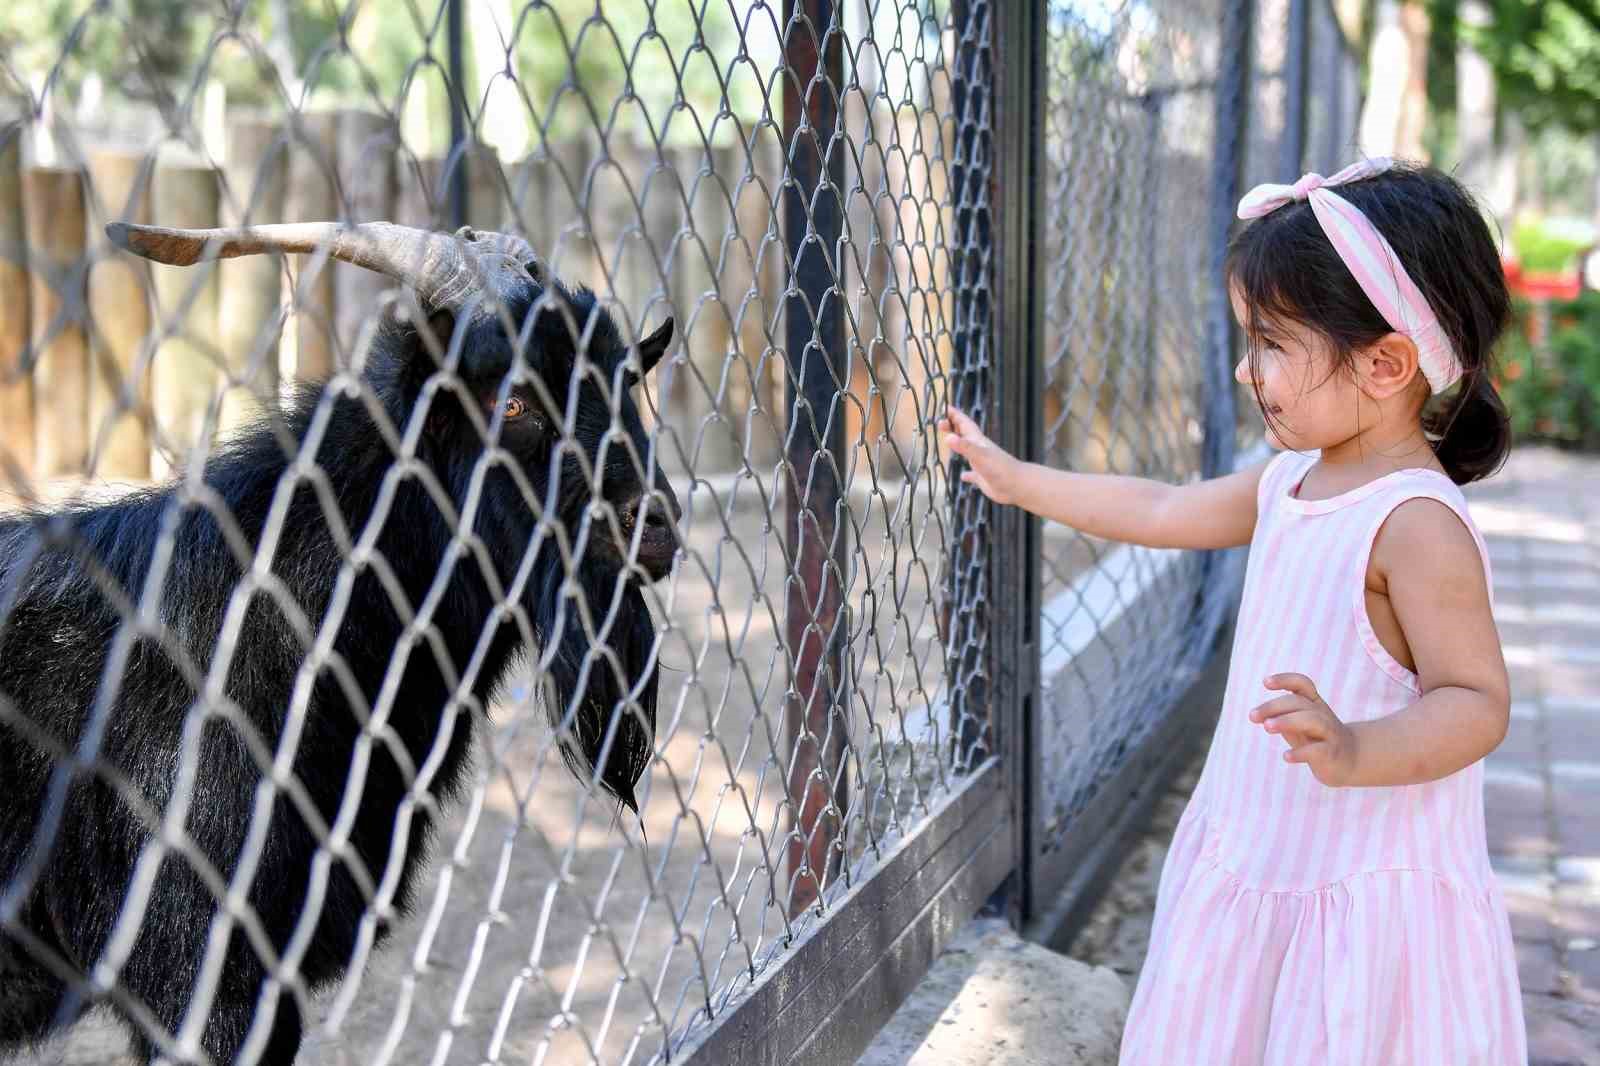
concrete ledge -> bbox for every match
[856,918,1130,1066]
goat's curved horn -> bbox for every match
[105,221,543,312]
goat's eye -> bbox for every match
[504,396,529,421]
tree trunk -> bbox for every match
[1455,0,1495,199]
[1358,0,1428,159]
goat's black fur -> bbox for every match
[0,280,678,1064]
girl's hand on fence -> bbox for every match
[938,406,1024,506]
[1249,673,1359,788]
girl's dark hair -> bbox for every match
[1224,161,1511,484]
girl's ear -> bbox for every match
[1358,332,1423,400]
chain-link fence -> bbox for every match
[1023,0,1362,936]
[0,0,1356,1063]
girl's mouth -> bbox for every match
[1266,403,1283,416]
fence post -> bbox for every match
[782,0,850,919]
[1282,0,1311,177]
[149,154,221,477]
[447,0,469,230]
[0,122,32,484]
[986,0,1042,925]
[1205,0,1254,480]
[946,0,990,765]
[284,110,339,381]
[220,116,287,426]
[85,148,153,480]
[335,110,398,360]
[24,166,89,480]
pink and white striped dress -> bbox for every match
[1120,448,1526,1065]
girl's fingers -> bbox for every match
[1284,741,1330,764]
[1264,672,1319,701]
[1261,709,1326,741]
[1248,693,1304,722]
[945,405,984,440]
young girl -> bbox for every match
[940,158,1525,1064]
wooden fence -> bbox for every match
[0,104,947,493]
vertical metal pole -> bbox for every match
[945,0,992,770]
[1141,93,1163,471]
[446,0,469,229]
[782,0,849,919]
[987,0,1043,926]
[1325,14,1346,169]
[1204,0,1253,480]
[1283,0,1311,177]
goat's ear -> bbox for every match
[622,317,673,389]
[638,318,673,376]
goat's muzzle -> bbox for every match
[620,486,681,582]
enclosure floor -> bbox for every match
[6,470,1100,1066]
[1066,445,1600,1066]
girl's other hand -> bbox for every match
[937,406,1025,506]
[1249,673,1360,788]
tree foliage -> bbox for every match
[1453,0,1600,134]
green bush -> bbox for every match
[1497,291,1600,450]
[1510,217,1593,274]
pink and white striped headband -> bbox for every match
[1236,157,1463,395]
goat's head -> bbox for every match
[107,220,681,811]
[106,220,682,584]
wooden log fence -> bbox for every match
[0,113,945,496]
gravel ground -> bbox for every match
[4,469,980,1066]
[1061,746,1205,987]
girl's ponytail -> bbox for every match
[1426,368,1510,485]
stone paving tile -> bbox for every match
[1475,448,1600,1066]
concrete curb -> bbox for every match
[857,918,1131,1066]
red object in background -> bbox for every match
[1503,258,1583,301]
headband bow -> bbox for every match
[1236,157,1463,395]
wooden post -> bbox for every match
[674,143,741,473]
[464,139,504,232]
[149,154,221,478]
[734,136,785,472]
[506,150,552,253]
[85,149,153,480]
[547,136,599,285]
[284,110,339,381]
[0,123,32,485]
[334,109,397,362]
[220,116,287,426]
[23,167,90,480]
[397,154,446,230]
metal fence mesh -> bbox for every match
[0,1,989,1063]
[1030,0,1360,871]
[0,0,1360,1062]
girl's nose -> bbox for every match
[1234,357,1253,386]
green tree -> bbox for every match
[1454,0,1600,134]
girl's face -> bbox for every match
[1230,285,1362,451]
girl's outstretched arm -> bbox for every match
[938,405,1269,550]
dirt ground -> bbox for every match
[1061,745,1206,986]
[6,468,974,1066]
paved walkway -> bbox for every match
[1469,447,1600,1065]
[1067,445,1600,1065]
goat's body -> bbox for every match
[0,279,672,1065]
[0,388,524,1063]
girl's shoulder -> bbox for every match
[1255,448,1318,512]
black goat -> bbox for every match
[0,222,680,1064]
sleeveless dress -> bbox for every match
[1119,449,1527,1065]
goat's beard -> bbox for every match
[535,563,657,813]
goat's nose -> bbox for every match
[624,492,678,533]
